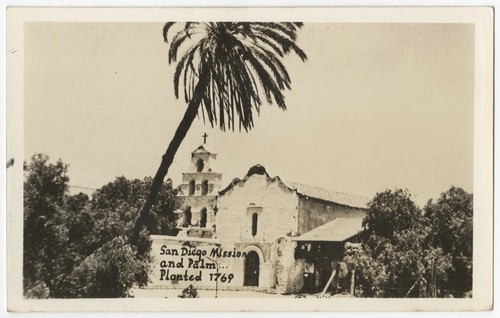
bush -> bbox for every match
[69,236,150,298]
[178,285,199,298]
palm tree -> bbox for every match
[131,22,307,244]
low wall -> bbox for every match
[149,235,248,290]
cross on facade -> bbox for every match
[202,133,208,144]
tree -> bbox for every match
[60,176,177,298]
[362,189,422,241]
[424,187,473,297]
[69,235,150,298]
[90,176,178,252]
[340,189,451,298]
[132,22,307,244]
[23,154,177,298]
[339,243,388,297]
[23,154,69,298]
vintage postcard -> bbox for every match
[5,6,493,312]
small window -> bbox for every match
[201,180,209,195]
[196,159,204,172]
[200,208,208,228]
[251,213,258,236]
[188,179,195,195]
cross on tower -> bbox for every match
[202,133,208,144]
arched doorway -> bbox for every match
[244,251,260,287]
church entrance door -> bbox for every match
[244,251,260,287]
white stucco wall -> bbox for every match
[216,173,300,244]
[149,236,245,289]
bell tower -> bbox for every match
[175,138,222,238]
[179,144,222,196]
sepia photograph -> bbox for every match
[5,6,494,312]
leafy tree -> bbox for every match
[69,235,150,298]
[362,189,422,240]
[23,154,69,298]
[132,22,307,244]
[52,176,172,298]
[339,243,388,297]
[92,176,178,240]
[424,186,473,297]
[65,192,89,212]
[340,189,451,298]
[23,154,177,298]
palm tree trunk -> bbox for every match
[131,68,209,246]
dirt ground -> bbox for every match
[132,288,291,298]
[131,288,346,298]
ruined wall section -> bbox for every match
[274,237,304,294]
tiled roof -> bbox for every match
[292,218,364,242]
[286,181,369,209]
[218,165,370,209]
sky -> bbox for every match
[23,22,475,206]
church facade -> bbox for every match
[148,144,369,294]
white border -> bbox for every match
[3,4,495,314]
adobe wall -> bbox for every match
[297,196,366,235]
[189,151,217,172]
[175,195,217,211]
[179,172,222,195]
[216,173,300,244]
[274,237,304,294]
[175,195,218,228]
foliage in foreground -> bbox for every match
[339,188,472,298]
[178,285,199,298]
[23,154,177,298]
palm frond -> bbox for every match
[252,22,298,41]
[245,52,286,109]
[253,34,284,57]
[169,29,195,63]
[248,44,291,88]
[162,22,176,42]
[253,26,307,61]
[164,21,306,131]
[172,43,200,99]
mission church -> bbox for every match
[148,136,369,294]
